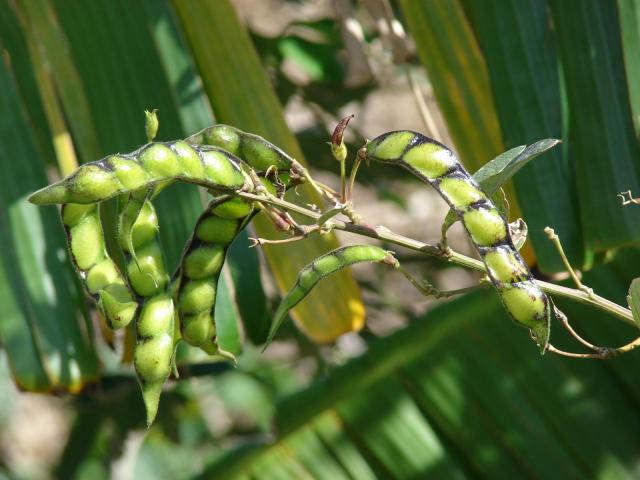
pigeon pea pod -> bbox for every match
[265,245,396,347]
[187,124,294,171]
[172,128,297,354]
[117,191,174,425]
[174,194,254,354]
[364,131,551,350]
[133,293,175,426]
[61,203,137,329]
[28,142,247,205]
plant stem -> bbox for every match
[236,190,635,326]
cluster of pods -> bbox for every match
[30,125,304,424]
[30,125,551,424]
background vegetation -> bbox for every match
[1,0,640,478]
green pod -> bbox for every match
[365,131,551,350]
[61,203,137,329]
[174,195,253,354]
[187,124,294,171]
[117,189,175,425]
[265,245,394,347]
[133,293,175,426]
[28,143,247,206]
[118,192,169,298]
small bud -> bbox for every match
[330,114,354,163]
[145,109,159,142]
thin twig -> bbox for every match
[544,226,593,297]
[396,263,487,299]
[553,305,600,351]
[405,68,442,140]
[235,190,636,326]
[546,344,615,360]
[618,190,640,205]
[347,156,362,201]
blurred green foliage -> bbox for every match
[2,0,640,478]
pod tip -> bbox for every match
[142,383,162,427]
[28,183,67,205]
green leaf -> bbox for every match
[214,268,242,356]
[461,0,586,272]
[550,0,640,252]
[173,0,365,343]
[277,34,343,84]
[0,45,99,392]
[202,282,640,478]
[0,0,56,164]
[442,141,559,237]
[19,0,102,164]
[618,0,640,137]
[476,139,561,195]
[227,231,270,345]
[398,0,532,261]
[627,278,640,328]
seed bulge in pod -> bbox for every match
[109,156,149,190]
[368,131,415,160]
[463,208,506,247]
[100,284,137,329]
[138,294,174,338]
[172,141,204,178]
[127,243,168,296]
[72,165,122,203]
[62,203,94,226]
[200,150,245,188]
[438,177,486,209]
[182,311,214,346]
[86,258,121,293]
[184,246,225,279]
[140,144,181,179]
[212,197,252,219]
[204,125,241,154]
[196,216,239,244]
[71,213,104,270]
[134,334,173,383]
[402,143,455,178]
[129,202,158,249]
[179,278,217,314]
[500,283,547,328]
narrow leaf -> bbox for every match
[204,280,640,478]
[398,0,532,263]
[550,0,640,252]
[628,278,640,328]
[0,49,99,392]
[214,267,242,355]
[618,0,640,137]
[442,140,558,236]
[227,230,270,345]
[477,139,561,195]
[462,0,586,272]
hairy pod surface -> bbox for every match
[174,195,254,354]
[365,131,551,350]
[133,293,175,426]
[266,245,394,347]
[170,132,295,353]
[28,143,246,205]
[61,203,137,329]
[187,124,294,171]
[117,190,174,425]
